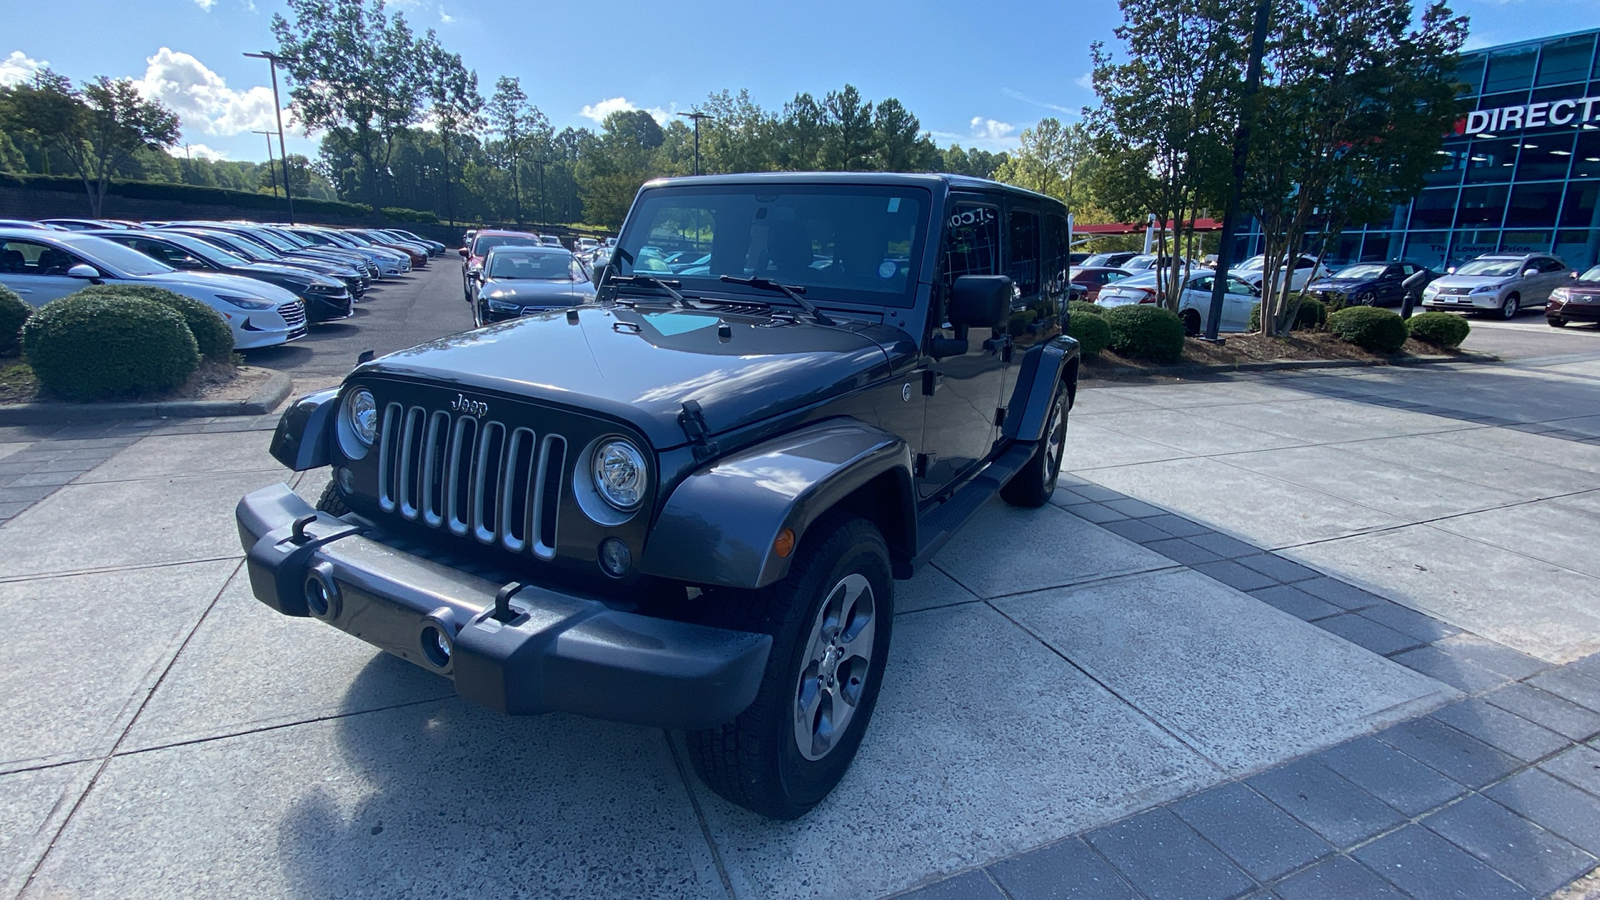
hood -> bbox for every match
[479,279,595,306]
[357,305,902,449]
[1430,274,1510,289]
[1309,277,1373,290]
[239,262,319,286]
[137,270,301,304]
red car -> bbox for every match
[459,229,542,302]
[1069,266,1134,302]
[1548,264,1600,328]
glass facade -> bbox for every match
[1240,28,1600,272]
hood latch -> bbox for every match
[678,400,719,462]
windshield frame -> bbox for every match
[484,247,584,282]
[1333,264,1391,280]
[614,182,932,311]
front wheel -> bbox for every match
[686,514,893,820]
[1356,290,1377,306]
[1181,309,1201,336]
[1002,384,1068,508]
[1548,317,1567,328]
[1500,293,1520,320]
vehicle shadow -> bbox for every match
[273,655,722,898]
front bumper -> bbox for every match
[303,292,354,321]
[235,484,771,729]
[1424,293,1499,311]
[1548,298,1600,321]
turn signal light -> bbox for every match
[774,528,796,559]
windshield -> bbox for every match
[232,228,293,252]
[162,232,249,267]
[472,234,542,256]
[262,228,310,249]
[1454,259,1523,277]
[1577,265,1600,281]
[69,235,175,276]
[487,249,584,281]
[616,184,927,308]
[1334,264,1389,280]
[1081,253,1124,267]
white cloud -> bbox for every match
[134,47,288,138]
[1075,72,1094,91]
[1002,87,1075,115]
[192,0,216,9]
[579,96,672,125]
[169,143,229,161]
[970,117,1017,141]
[0,50,46,87]
[439,7,455,23]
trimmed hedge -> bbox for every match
[1248,296,1328,332]
[1068,300,1105,319]
[22,294,200,400]
[72,285,233,360]
[0,284,29,356]
[0,171,373,219]
[1327,306,1409,353]
[1068,310,1111,356]
[1104,305,1185,362]
[1406,311,1470,350]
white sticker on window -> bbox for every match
[886,198,901,213]
[879,261,897,279]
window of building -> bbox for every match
[1454,230,1505,260]
[1361,234,1402,262]
[1573,131,1600,180]
[1426,145,1467,187]
[1410,189,1458,229]
[1457,185,1512,228]
[1560,181,1600,228]
[1535,35,1596,86]
[1402,232,1450,271]
[1500,231,1552,254]
[1554,230,1600,270]
[1506,183,1565,229]
[1514,132,1577,181]
[1484,46,1539,93]
[1465,138,1518,182]
[1455,56,1486,96]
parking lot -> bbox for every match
[2,265,1600,898]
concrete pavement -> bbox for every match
[0,318,1598,897]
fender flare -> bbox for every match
[269,388,339,471]
[636,418,916,589]
[1004,336,1081,443]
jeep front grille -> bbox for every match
[376,403,566,559]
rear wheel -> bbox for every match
[1002,384,1068,508]
[686,513,893,820]
[1180,309,1201,336]
[1548,317,1567,328]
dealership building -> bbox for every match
[1241,27,1600,273]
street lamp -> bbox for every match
[676,110,714,176]
[252,129,283,210]
[245,51,299,224]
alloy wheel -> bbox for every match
[1502,294,1519,319]
[793,573,876,761]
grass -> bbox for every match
[0,357,39,404]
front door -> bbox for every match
[919,198,1010,501]
[0,238,87,307]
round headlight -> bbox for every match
[344,388,377,447]
[591,439,648,511]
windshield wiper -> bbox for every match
[719,275,834,326]
[612,274,692,308]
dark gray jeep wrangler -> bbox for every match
[237,172,1079,819]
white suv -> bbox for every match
[1422,254,1570,319]
[0,229,305,349]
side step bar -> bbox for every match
[909,443,1035,570]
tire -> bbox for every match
[1500,293,1520,320]
[1001,383,1068,508]
[1548,317,1567,328]
[686,513,894,820]
[315,479,351,516]
[1356,290,1377,306]
[1180,309,1201,337]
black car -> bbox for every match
[169,227,377,287]
[1308,261,1436,307]
[236,172,1080,820]
[471,246,596,326]
[89,230,354,322]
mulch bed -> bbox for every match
[0,357,254,406]
[1083,332,1457,379]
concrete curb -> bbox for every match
[0,369,293,425]
[1090,350,1499,379]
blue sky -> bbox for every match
[2,0,1595,164]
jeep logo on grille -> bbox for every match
[449,393,489,417]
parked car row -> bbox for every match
[0,218,444,350]
[457,228,598,326]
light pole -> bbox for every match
[252,129,284,213]
[676,110,713,176]
[245,51,299,224]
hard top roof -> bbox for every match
[639,171,1062,206]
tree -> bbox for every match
[700,89,777,175]
[1244,0,1467,335]
[1086,0,1253,310]
[994,118,1095,206]
[427,44,482,224]
[486,76,552,225]
[0,70,179,216]
[872,98,936,172]
[578,110,665,228]
[820,84,875,170]
[272,0,434,207]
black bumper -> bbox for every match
[235,484,771,729]
[303,293,354,322]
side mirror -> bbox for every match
[949,275,1013,329]
[1446,266,1456,274]
[67,263,100,279]
[457,247,469,257]
[1523,267,1539,279]
[1570,271,1579,279]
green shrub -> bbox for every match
[21,294,200,401]
[1406,311,1470,350]
[1248,295,1328,332]
[0,284,30,356]
[1068,310,1111,356]
[72,285,233,360]
[381,206,439,224]
[1068,300,1105,319]
[1326,306,1409,353]
[1104,305,1185,362]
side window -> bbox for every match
[0,239,48,272]
[1190,275,1215,293]
[942,203,1001,283]
[1542,258,1566,273]
[1006,208,1041,298]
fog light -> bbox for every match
[599,537,632,578]
[304,563,340,620]
[420,625,452,668]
